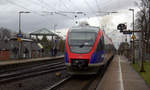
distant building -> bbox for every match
[10,37,42,59]
[0,37,42,60]
[0,40,10,60]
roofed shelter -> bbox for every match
[29,28,58,42]
[30,28,60,56]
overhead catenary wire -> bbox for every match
[36,0,74,19]
[57,0,88,20]
[36,0,88,21]
[28,0,57,12]
[36,0,89,20]
[68,0,83,12]
[55,0,92,21]
[10,0,73,19]
[6,0,50,17]
[36,0,68,13]
[6,0,116,25]
[38,0,45,11]
[6,0,51,19]
[5,0,58,29]
[12,0,71,18]
[100,0,114,11]
[27,0,96,19]
[25,0,46,11]
[37,0,58,11]
[95,0,101,11]
[67,0,90,19]
[6,0,34,12]
[68,0,91,21]
[59,0,71,11]
[18,0,76,27]
[26,0,62,16]
[84,0,96,14]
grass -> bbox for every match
[133,61,150,86]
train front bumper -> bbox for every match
[65,63,104,75]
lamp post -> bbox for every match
[18,11,30,59]
[19,11,30,34]
[54,24,57,46]
[52,24,57,42]
[129,9,135,64]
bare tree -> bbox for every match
[0,27,11,40]
[135,0,150,53]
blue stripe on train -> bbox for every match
[91,50,104,64]
[65,52,69,63]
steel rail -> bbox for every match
[44,76,71,90]
[0,62,66,83]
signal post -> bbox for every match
[117,23,145,72]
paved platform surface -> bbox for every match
[0,55,64,66]
[97,55,150,90]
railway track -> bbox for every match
[44,67,107,90]
[0,58,64,74]
[45,76,72,90]
[0,61,66,83]
[44,75,102,90]
[44,56,113,90]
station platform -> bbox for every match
[97,55,150,90]
[0,55,64,66]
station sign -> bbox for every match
[123,31,132,34]
[17,34,23,38]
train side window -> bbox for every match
[96,41,100,52]
[100,38,102,50]
[101,36,104,50]
[100,36,104,50]
[96,35,104,52]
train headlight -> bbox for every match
[89,46,92,49]
[101,54,104,58]
[75,60,79,64]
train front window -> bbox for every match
[68,32,97,53]
[69,32,96,46]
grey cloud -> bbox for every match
[0,0,9,5]
[0,0,138,33]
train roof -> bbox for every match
[69,26,100,33]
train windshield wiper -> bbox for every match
[79,42,91,48]
[79,43,85,48]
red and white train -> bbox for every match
[65,24,115,75]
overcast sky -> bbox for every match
[0,0,140,48]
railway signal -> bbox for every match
[131,34,136,40]
[117,24,127,31]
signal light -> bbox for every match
[117,24,127,31]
